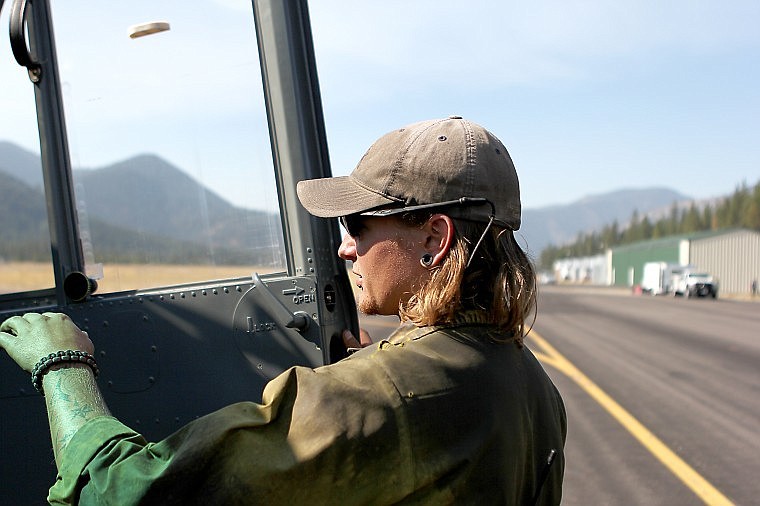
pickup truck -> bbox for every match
[671,270,718,298]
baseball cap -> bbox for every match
[296,116,521,230]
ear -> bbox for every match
[423,213,455,266]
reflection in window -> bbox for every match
[0,24,54,295]
[0,146,55,294]
[48,2,285,292]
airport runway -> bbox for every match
[359,286,760,505]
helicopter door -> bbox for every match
[0,0,357,501]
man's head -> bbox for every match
[297,117,535,341]
[296,116,521,230]
[334,213,450,316]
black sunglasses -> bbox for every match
[339,197,495,238]
[339,215,367,238]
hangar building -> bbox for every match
[609,229,760,295]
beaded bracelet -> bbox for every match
[31,350,100,395]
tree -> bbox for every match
[702,206,715,231]
[743,182,760,230]
[535,178,760,266]
[682,203,702,233]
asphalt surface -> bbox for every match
[359,286,760,505]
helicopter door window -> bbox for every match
[0,13,54,296]
[42,1,284,293]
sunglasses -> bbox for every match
[339,197,495,238]
[339,215,367,238]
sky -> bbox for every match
[1,0,758,212]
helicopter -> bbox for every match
[0,0,359,501]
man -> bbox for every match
[1,116,566,504]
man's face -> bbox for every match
[338,215,428,316]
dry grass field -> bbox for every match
[0,262,278,295]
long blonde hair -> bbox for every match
[399,215,537,346]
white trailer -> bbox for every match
[641,262,679,295]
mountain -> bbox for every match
[0,171,49,257]
[75,155,281,249]
[519,188,691,255]
[0,141,43,188]
[0,141,695,262]
[0,143,284,265]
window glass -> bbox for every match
[48,1,284,293]
[0,8,54,295]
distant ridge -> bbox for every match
[0,140,702,261]
[76,154,268,244]
[520,187,691,255]
[0,141,43,188]
[0,142,284,265]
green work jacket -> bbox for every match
[49,323,566,505]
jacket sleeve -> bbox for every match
[48,359,413,505]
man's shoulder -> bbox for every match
[383,322,518,358]
[356,324,510,391]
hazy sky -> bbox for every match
[1,0,758,211]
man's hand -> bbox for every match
[1,312,108,466]
[0,313,93,372]
[342,328,373,350]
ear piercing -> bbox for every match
[421,253,434,267]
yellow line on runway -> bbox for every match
[529,330,734,506]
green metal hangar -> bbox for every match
[610,229,760,295]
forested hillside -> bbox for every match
[539,180,760,269]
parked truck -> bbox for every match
[670,267,719,298]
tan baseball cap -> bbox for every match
[297,116,521,230]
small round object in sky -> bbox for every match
[128,22,171,39]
